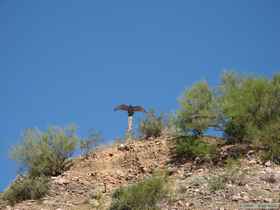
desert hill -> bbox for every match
[2,134,280,210]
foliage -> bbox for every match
[2,176,49,205]
[223,120,246,144]
[110,175,168,210]
[220,72,280,143]
[174,71,280,163]
[175,135,218,161]
[253,120,280,164]
[207,175,226,192]
[80,130,102,156]
[11,125,78,177]
[177,81,219,136]
[219,72,280,163]
[224,157,241,169]
[139,110,165,139]
[208,158,246,192]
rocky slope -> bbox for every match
[1,135,280,210]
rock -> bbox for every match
[265,167,273,173]
[247,150,254,155]
[265,161,272,167]
[194,157,201,164]
[184,172,193,178]
[197,168,204,173]
[89,199,99,207]
[177,200,184,206]
[243,195,250,202]
[186,202,194,207]
[118,144,129,151]
[232,194,242,201]
[264,197,273,203]
[140,166,147,173]
[54,177,70,185]
[89,188,102,199]
[246,150,255,159]
[167,167,177,175]
[125,174,134,181]
[248,159,257,165]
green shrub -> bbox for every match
[220,72,280,162]
[220,72,280,143]
[224,120,247,144]
[174,71,280,164]
[2,176,49,205]
[11,125,78,177]
[224,157,241,169]
[208,158,246,192]
[110,175,168,210]
[139,110,165,139]
[207,175,226,192]
[80,130,102,156]
[254,120,280,164]
[175,135,218,161]
[177,81,219,136]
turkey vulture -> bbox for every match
[114,104,146,116]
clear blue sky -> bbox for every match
[0,0,279,191]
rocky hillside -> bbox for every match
[1,135,280,210]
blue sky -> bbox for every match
[0,0,279,191]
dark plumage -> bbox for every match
[114,104,146,116]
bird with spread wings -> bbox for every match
[114,104,146,135]
[114,104,146,116]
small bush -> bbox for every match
[175,135,218,161]
[110,175,168,210]
[11,125,78,177]
[207,159,244,192]
[139,110,165,139]
[80,130,102,156]
[223,158,247,186]
[254,121,280,164]
[2,176,49,205]
[224,157,241,169]
[208,175,226,192]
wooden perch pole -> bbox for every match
[114,104,146,140]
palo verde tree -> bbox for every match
[175,71,280,163]
[11,125,79,177]
[220,72,280,143]
[176,81,219,136]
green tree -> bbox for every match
[220,72,280,143]
[177,81,218,136]
[174,71,280,163]
[11,125,78,177]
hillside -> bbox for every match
[1,135,280,210]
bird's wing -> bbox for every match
[132,106,146,112]
[114,104,129,111]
